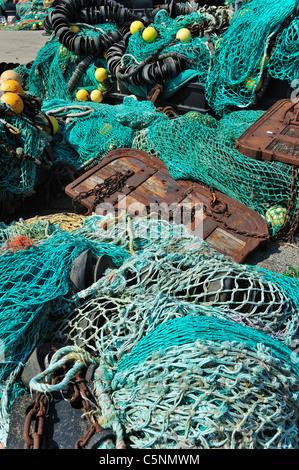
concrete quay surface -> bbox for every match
[0,30,49,64]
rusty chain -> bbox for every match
[22,364,111,449]
[73,169,135,215]
[203,188,270,241]
[147,84,163,104]
[72,370,105,449]
[23,392,49,449]
[157,105,178,119]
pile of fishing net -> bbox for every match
[20,23,119,102]
[0,0,49,30]
[132,109,299,237]
[0,213,298,448]
[1,94,297,237]
[0,104,52,220]
[41,96,168,168]
[204,0,299,114]
[6,0,295,237]
[111,5,231,98]
[13,0,299,115]
[16,1,231,102]
[28,316,299,449]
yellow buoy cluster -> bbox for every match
[0,69,59,135]
[129,20,192,44]
[31,15,44,30]
[76,67,109,103]
[0,70,24,115]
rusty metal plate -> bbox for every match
[65,148,269,263]
[235,99,299,166]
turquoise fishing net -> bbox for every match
[0,227,129,442]
[0,213,298,448]
[47,215,299,351]
[120,7,231,98]
[25,24,117,101]
[0,228,128,377]
[0,114,48,195]
[42,96,168,168]
[31,313,299,449]
[0,0,48,30]
[98,315,299,448]
[268,15,299,83]
[205,0,298,115]
[132,109,298,236]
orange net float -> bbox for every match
[5,235,35,253]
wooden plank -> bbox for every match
[206,227,246,258]
[65,148,269,263]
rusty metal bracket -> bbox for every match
[235,98,299,166]
[147,84,163,104]
[65,148,270,263]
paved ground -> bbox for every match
[0,30,49,64]
[1,30,298,275]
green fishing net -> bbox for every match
[268,15,299,83]
[0,226,129,443]
[101,315,299,449]
[29,314,299,449]
[132,109,298,236]
[0,0,48,30]
[24,25,117,101]
[121,7,228,97]
[48,215,299,352]
[205,0,298,115]
[0,213,298,448]
[0,114,48,195]
[42,96,168,168]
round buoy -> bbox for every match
[130,20,144,35]
[245,74,263,92]
[256,55,270,70]
[176,28,191,42]
[76,89,89,101]
[1,92,24,114]
[265,206,287,228]
[95,67,108,83]
[0,70,23,85]
[142,27,158,43]
[43,115,59,135]
[0,79,24,96]
[90,89,103,103]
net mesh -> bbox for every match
[0,224,129,443]
[0,114,48,195]
[3,12,297,235]
[120,7,230,96]
[268,15,299,83]
[23,27,117,101]
[42,96,168,168]
[0,0,48,30]
[132,110,298,235]
[205,0,298,115]
[1,1,299,449]
[100,315,299,449]
[48,216,299,357]
[29,312,299,449]
[0,213,298,448]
